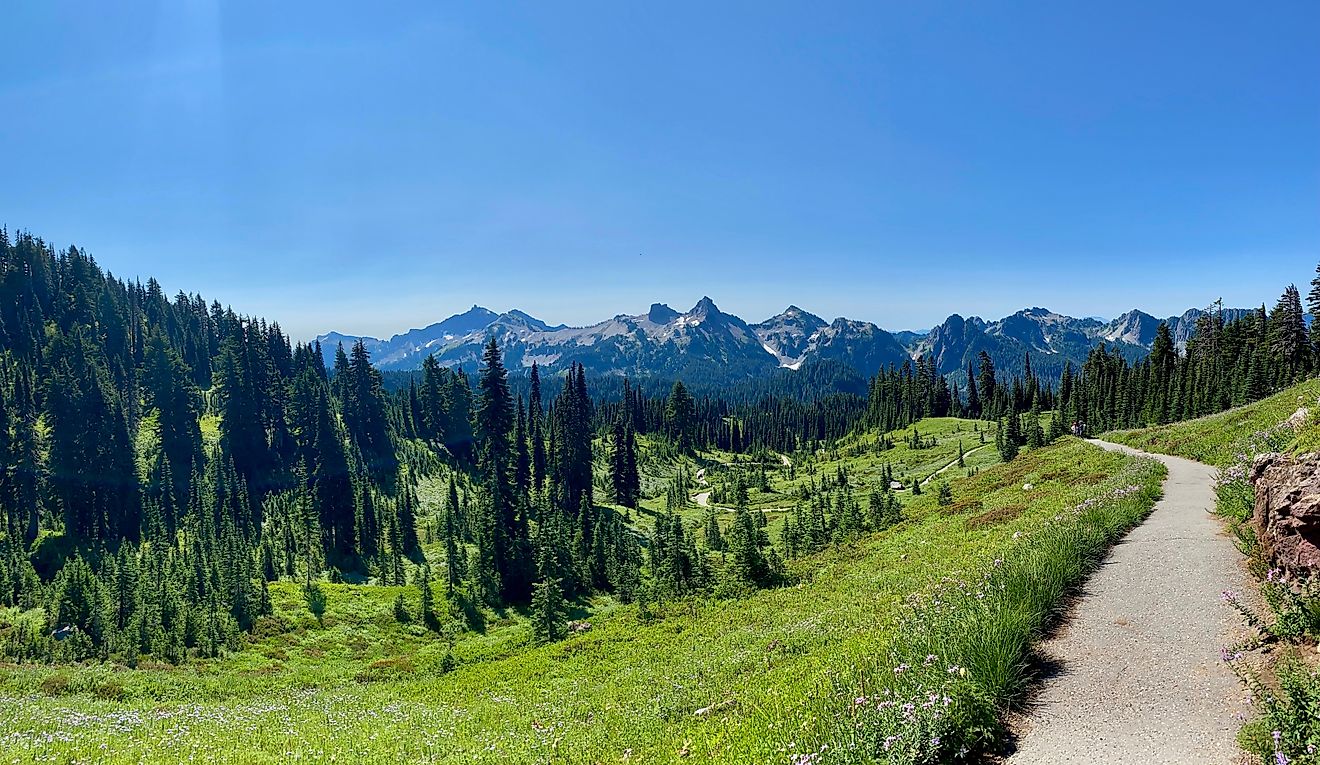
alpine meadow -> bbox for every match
[2,4,1318,765]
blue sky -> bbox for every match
[2,2,1317,340]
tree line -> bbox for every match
[5,224,1320,661]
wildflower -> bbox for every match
[1220,590,1237,604]
[931,736,941,747]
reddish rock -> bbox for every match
[1250,452,1320,573]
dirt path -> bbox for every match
[1006,440,1251,764]
[919,443,991,486]
[691,453,792,511]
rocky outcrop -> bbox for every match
[1249,452,1320,573]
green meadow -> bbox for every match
[1,431,1164,764]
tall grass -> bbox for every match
[799,460,1164,763]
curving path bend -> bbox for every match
[1006,440,1251,764]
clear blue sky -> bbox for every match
[3,2,1317,340]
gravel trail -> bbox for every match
[1006,440,1251,764]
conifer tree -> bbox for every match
[609,417,641,508]
[1025,399,1044,448]
[443,476,463,594]
[1270,284,1310,383]
[1308,262,1320,351]
[474,338,528,602]
[419,564,438,631]
[703,510,725,551]
[528,362,547,493]
[531,576,567,643]
[418,354,446,442]
[725,507,768,586]
[977,352,997,418]
[999,414,1021,462]
[665,381,697,452]
[397,478,421,556]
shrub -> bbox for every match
[304,583,327,626]
[964,505,1026,530]
[1240,659,1320,765]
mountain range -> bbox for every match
[317,300,1252,384]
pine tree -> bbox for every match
[977,352,997,419]
[341,340,396,480]
[528,362,547,493]
[419,564,438,631]
[1270,284,1310,383]
[609,418,629,506]
[1025,399,1044,448]
[474,338,528,602]
[1046,410,1066,442]
[393,591,411,623]
[530,576,567,643]
[725,507,768,586]
[443,476,463,594]
[397,478,421,556]
[703,510,725,551]
[999,414,1021,462]
[664,381,697,452]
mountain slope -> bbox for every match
[915,308,1146,382]
[319,306,501,368]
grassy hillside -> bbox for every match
[0,437,1163,764]
[1103,378,1320,467]
[613,418,1001,543]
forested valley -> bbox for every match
[0,228,1314,665]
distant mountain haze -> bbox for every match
[317,301,1254,384]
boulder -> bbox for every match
[1249,452,1320,573]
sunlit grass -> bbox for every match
[1103,379,1320,467]
[0,438,1161,764]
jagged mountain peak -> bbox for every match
[1102,309,1161,347]
[500,309,561,332]
[757,305,827,330]
[647,303,679,324]
[689,296,721,317]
